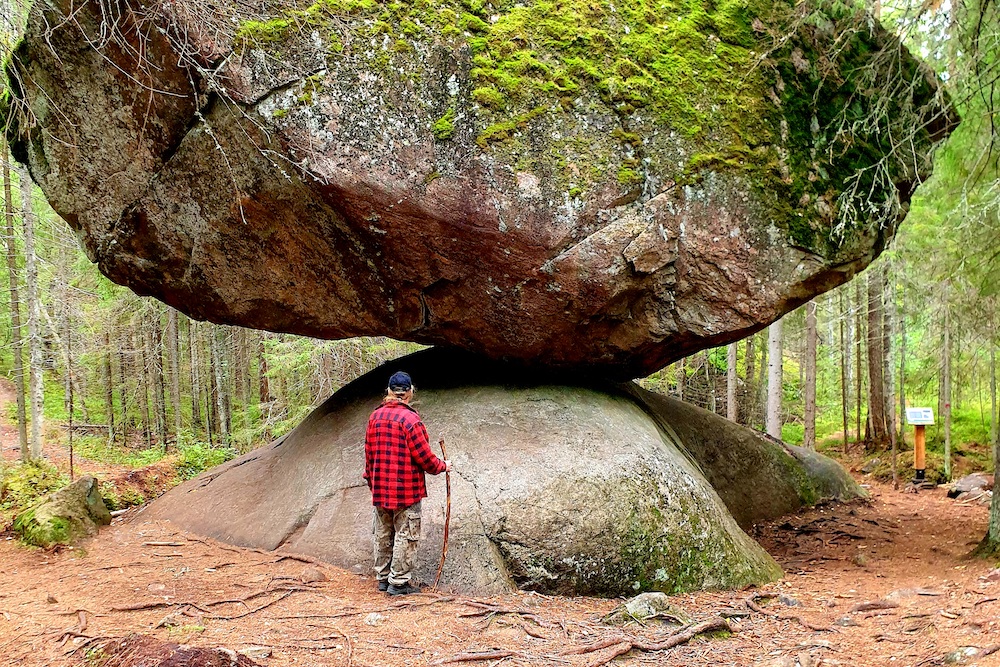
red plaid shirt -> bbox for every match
[364,399,446,510]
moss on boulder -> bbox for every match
[14,476,111,548]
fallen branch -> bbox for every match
[850,600,900,613]
[432,650,517,665]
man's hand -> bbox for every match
[444,460,453,472]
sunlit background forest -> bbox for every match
[2,0,1000,512]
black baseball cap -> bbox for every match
[388,371,413,391]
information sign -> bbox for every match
[905,407,935,426]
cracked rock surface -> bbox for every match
[142,349,863,595]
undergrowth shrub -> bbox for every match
[175,444,236,480]
[0,460,67,528]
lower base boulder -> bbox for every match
[142,348,862,596]
[15,476,112,548]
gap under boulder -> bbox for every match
[141,348,863,596]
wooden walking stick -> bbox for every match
[433,438,451,590]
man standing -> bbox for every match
[364,371,451,595]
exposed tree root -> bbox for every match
[746,594,834,632]
[433,616,730,666]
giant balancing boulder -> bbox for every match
[3,0,954,378]
[142,349,864,595]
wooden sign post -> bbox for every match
[905,407,934,483]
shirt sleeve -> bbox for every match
[363,418,373,486]
[406,420,447,475]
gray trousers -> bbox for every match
[373,501,422,586]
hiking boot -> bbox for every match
[387,583,422,596]
[377,580,389,592]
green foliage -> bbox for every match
[175,444,236,480]
[98,481,147,511]
[0,460,67,528]
[781,422,804,445]
[73,436,166,468]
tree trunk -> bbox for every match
[211,326,230,445]
[987,336,1000,555]
[744,335,755,426]
[40,306,90,421]
[3,142,28,460]
[755,333,767,429]
[148,308,168,449]
[943,302,953,481]
[119,339,130,442]
[804,301,817,450]
[898,282,907,445]
[203,325,217,442]
[976,327,1000,558]
[726,342,738,422]
[258,331,272,405]
[991,332,997,455]
[883,267,897,488]
[188,318,203,436]
[704,350,716,413]
[865,266,889,450]
[766,319,783,439]
[167,309,183,442]
[855,279,863,449]
[676,357,686,402]
[58,242,71,419]
[136,326,153,449]
[839,289,849,453]
[104,332,116,445]
[18,163,43,460]
[883,270,896,441]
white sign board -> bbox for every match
[905,407,935,425]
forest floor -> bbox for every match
[1,407,1000,665]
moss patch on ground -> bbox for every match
[0,460,67,529]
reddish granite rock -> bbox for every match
[3,0,954,377]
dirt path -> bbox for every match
[0,390,998,666]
